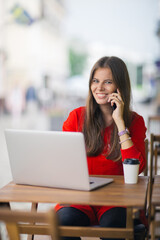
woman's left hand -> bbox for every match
[108,89,124,124]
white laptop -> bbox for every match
[5,129,113,191]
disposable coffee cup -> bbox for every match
[123,158,140,184]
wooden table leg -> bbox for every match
[27,203,38,240]
[126,207,134,240]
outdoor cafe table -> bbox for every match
[0,175,148,240]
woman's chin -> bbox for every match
[97,101,111,107]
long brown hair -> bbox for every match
[83,56,132,161]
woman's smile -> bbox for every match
[96,93,108,99]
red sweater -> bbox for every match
[62,106,146,174]
[55,106,147,223]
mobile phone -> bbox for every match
[112,89,117,111]
[112,103,117,111]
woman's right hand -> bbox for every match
[108,89,124,126]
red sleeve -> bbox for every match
[62,107,85,132]
[121,114,147,174]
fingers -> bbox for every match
[111,95,122,103]
[108,90,124,108]
[111,91,122,102]
[108,93,123,104]
[110,97,122,108]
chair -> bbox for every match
[149,134,160,177]
[143,138,149,176]
[148,116,160,175]
[148,116,160,136]
[0,208,61,240]
[148,134,160,240]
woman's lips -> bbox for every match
[96,93,108,99]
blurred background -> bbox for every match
[0,0,160,190]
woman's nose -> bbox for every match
[98,82,104,90]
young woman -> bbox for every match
[55,56,147,240]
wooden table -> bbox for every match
[0,175,148,240]
[151,175,160,240]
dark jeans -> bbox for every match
[57,207,126,240]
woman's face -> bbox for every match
[91,67,117,106]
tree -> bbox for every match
[69,45,88,77]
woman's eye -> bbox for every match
[105,81,112,84]
[92,79,98,83]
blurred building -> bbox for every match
[0,0,68,101]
